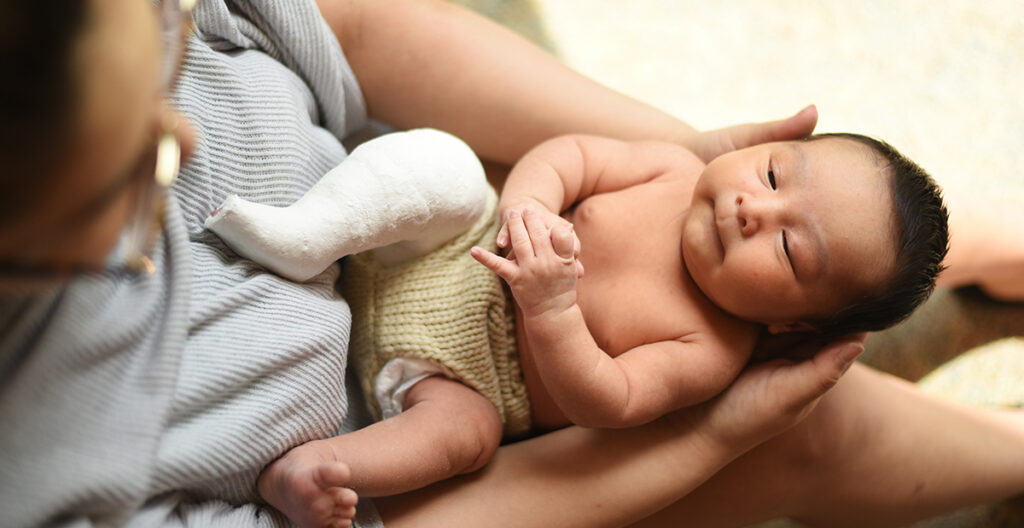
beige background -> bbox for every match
[457,1,1024,525]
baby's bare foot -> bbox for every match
[258,441,358,528]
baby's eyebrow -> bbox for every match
[785,143,826,281]
[788,143,809,179]
[803,223,828,282]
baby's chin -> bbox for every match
[680,241,724,305]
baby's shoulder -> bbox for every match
[648,145,705,186]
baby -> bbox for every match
[211,130,947,528]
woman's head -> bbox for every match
[0,0,195,280]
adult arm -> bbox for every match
[313,0,818,165]
[374,337,865,528]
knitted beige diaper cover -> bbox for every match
[340,188,531,436]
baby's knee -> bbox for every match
[357,127,488,205]
[459,394,503,473]
[402,128,490,228]
[405,376,503,474]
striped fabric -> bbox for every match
[0,1,384,526]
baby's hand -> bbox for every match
[472,208,580,318]
[497,200,581,276]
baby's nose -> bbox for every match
[736,195,778,236]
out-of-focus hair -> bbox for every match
[0,1,89,227]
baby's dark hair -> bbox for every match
[803,133,949,338]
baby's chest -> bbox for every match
[568,181,711,354]
[576,267,710,356]
[569,186,673,242]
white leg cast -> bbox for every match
[204,128,489,281]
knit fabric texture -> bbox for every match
[0,1,384,526]
[341,188,532,436]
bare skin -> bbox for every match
[258,376,503,527]
[34,3,844,527]
[491,135,897,430]
[257,450,357,528]
[11,0,1020,526]
[630,363,1024,528]
[252,2,1022,525]
[357,361,1024,528]
[937,191,1024,300]
[257,133,905,524]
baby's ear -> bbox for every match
[766,321,818,335]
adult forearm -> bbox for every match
[376,327,868,527]
[316,0,693,165]
[374,412,739,528]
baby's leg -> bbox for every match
[206,128,489,281]
[259,376,503,525]
[256,453,357,528]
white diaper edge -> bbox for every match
[374,357,456,419]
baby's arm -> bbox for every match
[473,208,754,429]
[496,134,702,251]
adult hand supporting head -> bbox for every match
[676,332,866,457]
[679,105,819,163]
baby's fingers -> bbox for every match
[496,222,510,249]
[471,246,518,280]
[521,208,553,256]
[506,210,537,259]
[550,224,577,263]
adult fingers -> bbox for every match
[688,105,818,162]
[779,335,864,416]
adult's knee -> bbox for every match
[763,370,878,525]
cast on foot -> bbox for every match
[204,128,488,281]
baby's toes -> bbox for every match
[331,486,359,509]
[322,514,352,528]
[313,462,351,490]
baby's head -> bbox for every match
[681,133,948,337]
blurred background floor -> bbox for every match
[454,1,1024,526]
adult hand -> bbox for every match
[681,332,866,454]
[680,105,819,162]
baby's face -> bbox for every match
[681,138,897,331]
